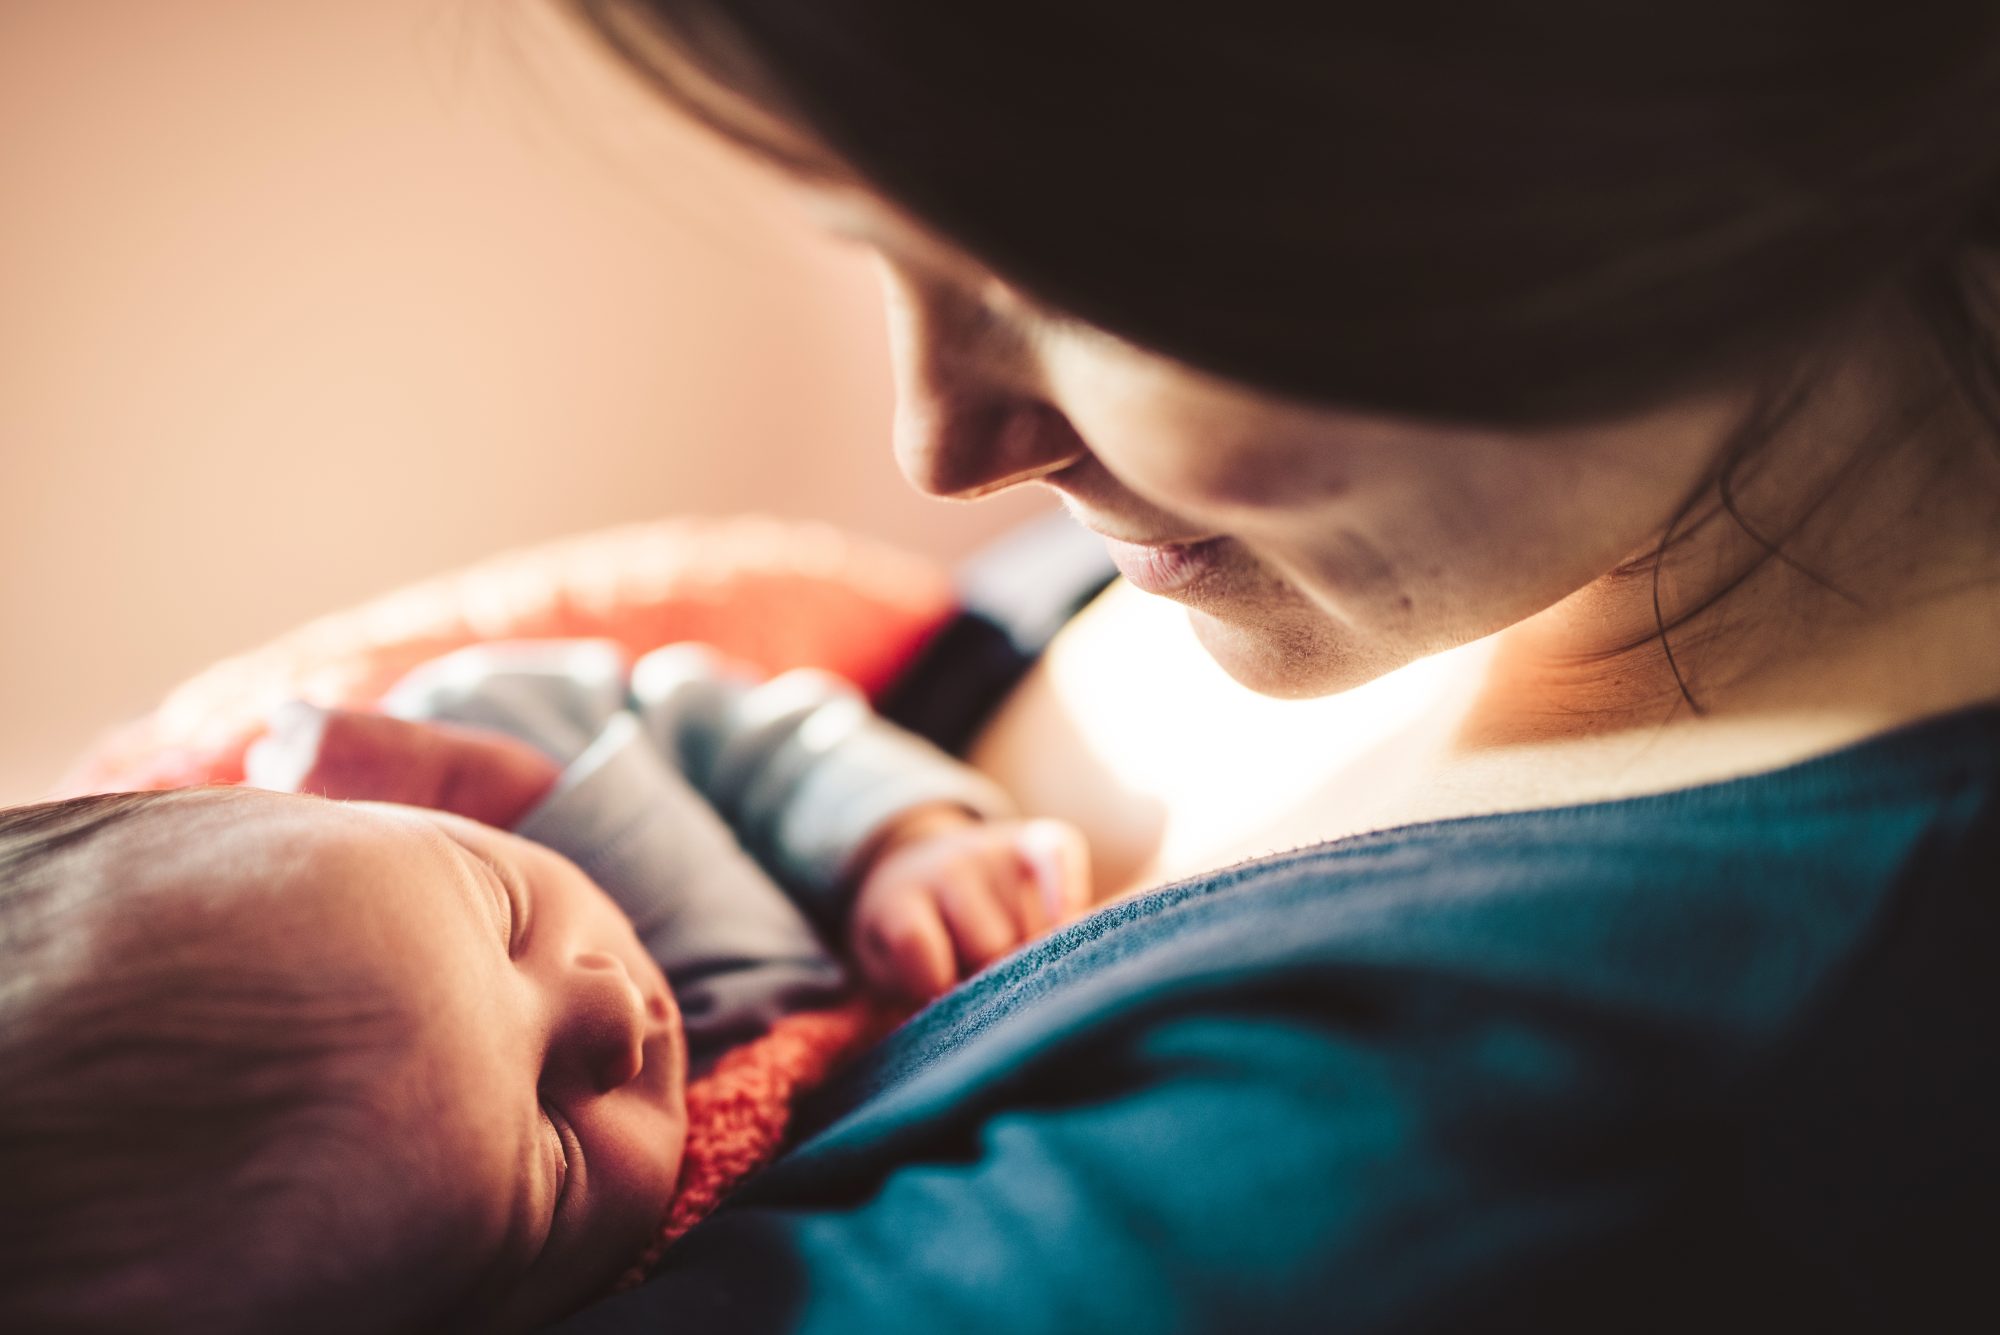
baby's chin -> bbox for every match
[580,1114,691,1315]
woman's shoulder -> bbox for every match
[1186,698,2000,1039]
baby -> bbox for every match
[0,640,1090,1334]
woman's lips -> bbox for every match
[1101,535,1227,594]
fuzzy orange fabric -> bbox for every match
[60,516,955,797]
[615,998,907,1288]
[61,516,949,1271]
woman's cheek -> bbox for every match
[1092,416,1341,523]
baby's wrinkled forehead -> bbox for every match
[108,786,384,891]
[87,788,435,939]
[50,790,491,1081]
[61,788,411,1016]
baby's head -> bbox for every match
[0,786,689,1334]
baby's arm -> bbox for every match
[626,644,1090,999]
[258,643,850,1065]
[261,639,1089,1009]
[841,804,1089,1001]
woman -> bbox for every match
[551,3,2000,1329]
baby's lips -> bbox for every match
[242,700,331,792]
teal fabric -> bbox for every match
[552,705,2000,1334]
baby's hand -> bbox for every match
[245,702,561,828]
[848,807,1092,1002]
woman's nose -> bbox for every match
[879,262,1088,500]
[547,950,647,1095]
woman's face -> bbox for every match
[605,30,1755,699]
[813,192,1748,699]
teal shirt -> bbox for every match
[554,703,2000,1333]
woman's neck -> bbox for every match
[1464,354,2000,769]
[980,544,2000,900]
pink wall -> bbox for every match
[0,1,1046,802]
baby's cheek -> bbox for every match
[594,1097,690,1254]
[281,1138,527,1335]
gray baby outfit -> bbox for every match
[385,639,1011,1067]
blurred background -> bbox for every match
[0,1,1045,803]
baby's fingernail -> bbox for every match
[244,701,329,791]
[1016,820,1073,919]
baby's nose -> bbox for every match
[552,950,647,1093]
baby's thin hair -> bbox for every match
[0,790,399,1334]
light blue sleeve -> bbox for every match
[380,639,1010,1061]
[627,643,1014,921]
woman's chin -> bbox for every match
[1186,604,1406,701]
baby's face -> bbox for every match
[128,789,689,1332]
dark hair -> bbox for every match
[564,0,2000,429]
[0,791,395,1334]
[564,1,2000,710]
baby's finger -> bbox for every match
[999,869,1049,942]
[938,833,1042,940]
[247,705,557,827]
[243,701,334,794]
[1015,819,1094,922]
[248,704,447,807]
[937,872,1023,975]
[283,707,453,807]
[980,836,1051,939]
[854,896,957,1002]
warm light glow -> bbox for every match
[1042,584,1494,886]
